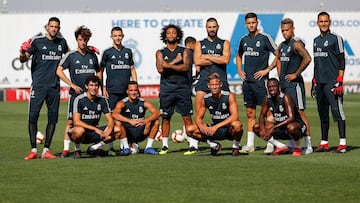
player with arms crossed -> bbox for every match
[235,12,277,154]
[20,17,69,160]
[99,26,138,154]
[155,24,197,155]
[69,75,119,158]
[253,78,306,156]
[187,72,246,156]
[112,81,160,155]
[312,11,347,153]
[56,26,101,157]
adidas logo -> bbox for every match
[76,60,80,64]
[201,45,206,49]
[209,106,214,110]
[111,55,116,59]
[125,109,131,112]
[244,43,247,46]
[42,46,47,50]
[164,56,169,60]
[83,106,88,111]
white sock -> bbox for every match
[120,138,129,149]
[304,136,312,148]
[145,138,155,149]
[90,141,105,150]
[268,137,286,148]
[75,144,81,151]
[339,138,346,146]
[320,140,328,145]
[188,137,198,149]
[207,140,217,148]
[64,139,71,151]
[108,142,114,150]
[246,132,255,147]
[232,140,240,149]
[42,147,49,156]
[31,148,37,153]
[162,137,169,148]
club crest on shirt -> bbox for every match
[222,102,227,110]
[216,43,221,49]
[139,106,144,113]
[256,41,260,47]
[97,104,101,111]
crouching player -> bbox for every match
[187,72,246,156]
[68,75,119,158]
[253,78,306,156]
[112,81,161,155]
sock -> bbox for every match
[108,142,114,150]
[339,138,346,146]
[246,132,255,147]
[75,144,81,151]
[232,140,240,149]
[162,137,169,148]
[320,140,328,145]
[31,148,37,153]
[145,138,155,149]
[44,123,56,148]
[42,147,49,156]
[188,137,198,149]
[287,139,295,148]
[268,137,286,148]
[64,139,71,151]
[304,136,312,148]
[207,140,217,148]
[90,141,105,150]
[120,138,129,149]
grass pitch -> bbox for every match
[0,95,360,202]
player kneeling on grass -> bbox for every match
[68,75,120,158]
[187,72,246,156]
[112,81,161,155]
[253,78,306,156]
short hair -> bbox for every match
[318,11,330,19]
[206,17,218,24]
[206,72,221,82]
[111,26,123,34]
[281,18,294,26]
[160,24,183,44]
[128,81,138,86]
[267,78,279,85]
[48,17,60,25]
[245,12,257,20]
[185,36,196,45]
[85,75,100,86]
[74,25,92,41]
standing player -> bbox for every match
[253,78,306,156]
[69,75,119,158]
[187,72,245,156]
[193,17,231,114]
[312,11,347,153]
[274,18,313,154]
[184,36,198,85]
[20,17,69,160]
[112,81,160,155]
[99,26,138,154]
[155,24,194,155]
[235,12,277,153]
[56,26,101,157]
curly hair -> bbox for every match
[160,24,183,44]
[74,25,92,41]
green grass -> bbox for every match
[1,95,360,202]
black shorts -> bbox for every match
[108,92,127,111]
[281,82,306,110]
[159,89,193,119]
[29,85,60,114]
[69,126,107,144]
[272,121,306,140]
[206,125,233,141]
[124,124,147,143]
[242,80,267,108]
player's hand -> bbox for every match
[71,84,83,94]
[87,46,100,55]
[333,76,344,96]
[20,38,32,53]
[311,78,317,98]
[285,73,297,82]
[254,69,268,80]
[102,88,109,98]
[238,70,246,81]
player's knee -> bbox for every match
[231,121,242,133]
[246,108,256,118]
[253,123,260,133]
[28,112,40,124]
[70,127,85,143]
[48,111,59,124]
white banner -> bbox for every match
[1,12,359,88]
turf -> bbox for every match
[0,95,359,202]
